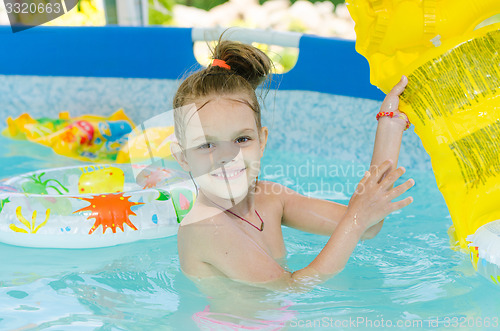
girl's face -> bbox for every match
[178,96,268,203]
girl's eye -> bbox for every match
[235,136,251,144]
[198,142,214,149]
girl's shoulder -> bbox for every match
[256,180,299,203]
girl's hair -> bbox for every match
[173,37,273,146]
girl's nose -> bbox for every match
[214,141,240,165]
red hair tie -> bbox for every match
[211,59,231,70]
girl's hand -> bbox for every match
[379,76,409,129]
[347,159,414,230]
[381,75,407,113]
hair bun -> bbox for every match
[213,40,272,89]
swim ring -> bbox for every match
[468,220,500,285]
[0,164,195,248]
[347,1,500,285]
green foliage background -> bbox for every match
[149,0,176,25]
[176,0,345,11]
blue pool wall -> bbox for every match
[0,26,431,170]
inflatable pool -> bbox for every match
[0,164,195,248]
[1,23,499,330]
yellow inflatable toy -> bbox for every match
[347,1,500,285]
[4,109,135,163]
[347,0,500,92]
[3,110,177,164]
[116,126,176,164]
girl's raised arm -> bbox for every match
[279,77,410,240]
[362,76,410,239]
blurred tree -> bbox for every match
[174,0,227,10]
[262,0,345,6]
[45,0,105,26]
[175,0,345,11]
[149,0,175,25]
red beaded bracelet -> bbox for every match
[376,111,411,130]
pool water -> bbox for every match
[0,74,499,329]
[0,136,499,331]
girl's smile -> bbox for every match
[210,166,247,180]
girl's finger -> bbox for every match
[381,76,408,112]
[359,170,370,183]
[387,178,414,199]
[355,171,371,193]
[380,166,406,189]
[389,196,413,213]
[371,159,393,183]
[389,75,408,97]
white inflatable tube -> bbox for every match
[467,220,500,285]
[0,164,195,249]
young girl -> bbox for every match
[171,39,414,292]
